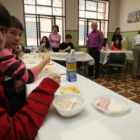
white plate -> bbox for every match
[55,81,82,96]
[22,54,30,59]
[23,59,37,64]
[92,95,131,115]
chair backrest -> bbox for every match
[109,53,126,64]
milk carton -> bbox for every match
[66,49,77,82]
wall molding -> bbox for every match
[109,30,139,33]
[66,30,78,32]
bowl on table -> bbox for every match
[53,93,87,117]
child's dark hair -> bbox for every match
[103,38,108,47]
[65,34,72,39]
[10,16,24,30]
[53,25,59,32]
[114,39,122,49]
[0,3,11,28]
[40,36,50,49]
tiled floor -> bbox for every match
[78,62,140,104]
[90,74,140,104]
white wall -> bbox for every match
[118,0,140,32]
[108,0,120,32]
[66,0,78,30]
[1,0,24,26]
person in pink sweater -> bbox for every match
[49,25,61,52]
[0,3,61,140]
[0,16,51,116]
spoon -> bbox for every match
[68,98,78,111]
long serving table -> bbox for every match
[22,53,140,140]
[50,50,133,65]
[49,51,94,62]
[100,50,134,65]
[49,51,95,66]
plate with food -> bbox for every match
[34,53,42,58]
[60,86,80,94]
[43,66,54,72]
[92,95,131,115]
[27,60,36,64]
[22,54,30,59]
[55,81,81,96]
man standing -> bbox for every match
[133,31,140,47]
[132,31,140,78]
[86,22,104,79]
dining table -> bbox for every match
[49,51,94,62]
[100,49,134,65]
[22,53,140,140]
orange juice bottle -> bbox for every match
[66,49,77,82]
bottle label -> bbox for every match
[66,62,77,82]
[66,54,77,82]
[67,74,77,82]
[66,62,77,70]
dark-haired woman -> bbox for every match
[110,39,124,51]
[38,36,50,52]
[49,25,61,52]
[112,27,122,43]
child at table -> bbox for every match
[110,39,124,51]
[59,34,74,52]
[102,38,108,51]
[59,34,82,68]
[38,36,51,52]
[0,16,50,116]
[0,3,61,139]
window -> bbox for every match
[79,0,109,46]
[23,0,65,46]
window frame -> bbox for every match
[23,0,66,46]
[78,0,110,47]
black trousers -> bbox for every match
[51,48,60,63]
[88,48,100,76]
[52,48,59,52]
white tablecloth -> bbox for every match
[100,50,134,65]
[23,55,140,140]
[49,52,94,62]
[60,120,123,140]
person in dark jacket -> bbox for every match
[112,27,122,43]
